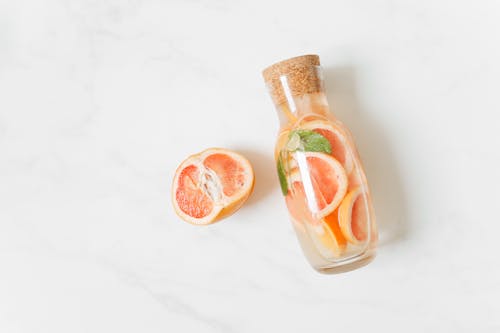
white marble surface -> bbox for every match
[1,0,500,331]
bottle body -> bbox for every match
[264,56,377,273]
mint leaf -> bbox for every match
[276,155,288,196]
[290,130,332,154]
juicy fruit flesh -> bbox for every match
[314,128,348,167]
[285,153,347,223]
[307,155,341,211]
[173,150,253,224]
[176,165,214,218]
[203,153,246,197]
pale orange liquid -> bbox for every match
[275,93,377,273]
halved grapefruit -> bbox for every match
[301,120,354,174]
[172,148,254,225]
[338,186,370,244]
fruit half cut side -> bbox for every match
[172,148,254,225]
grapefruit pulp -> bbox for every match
[172,148,254,225]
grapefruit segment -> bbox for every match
[172,148,254,225]
[203,153,246,197]
[176,165,214,219]
[338,186,370,244]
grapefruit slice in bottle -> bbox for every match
[284,152,348,222]
[294,151,348,219]
[286,179,347,258]
[301,120,354,175]
[283,153,348,258]
[172,148,254,225]
[338,186,370,244]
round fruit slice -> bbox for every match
[172,148,254,225]
[338,186,370,244]
[301,120,354,174]
[298,151,348,218]
[285,169,347,257]
[285,152,348,221]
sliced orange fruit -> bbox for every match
[338,186,370,244]
[172,148,254,225]
[301,120,354,174]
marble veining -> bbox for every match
[1,0,499,331]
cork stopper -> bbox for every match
[262,55,322,106]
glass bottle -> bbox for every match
[262,55,377,273]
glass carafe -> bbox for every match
[263,55,377,273]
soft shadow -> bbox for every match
[323,66,409,246]
[232,147,277,208]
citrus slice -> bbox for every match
[172,148,254,225]
[285,152,347,222]
[338,186,370,244]
[297,151,348,218]
[285,172,347,257]
[301,120,354,174]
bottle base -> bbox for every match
[314,250,376,274]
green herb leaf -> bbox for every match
[276,155,288,196]
[290,130,332,154]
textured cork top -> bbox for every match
[262,55,322,106]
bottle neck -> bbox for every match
[274,91,332,127]
[266,65,332,127]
